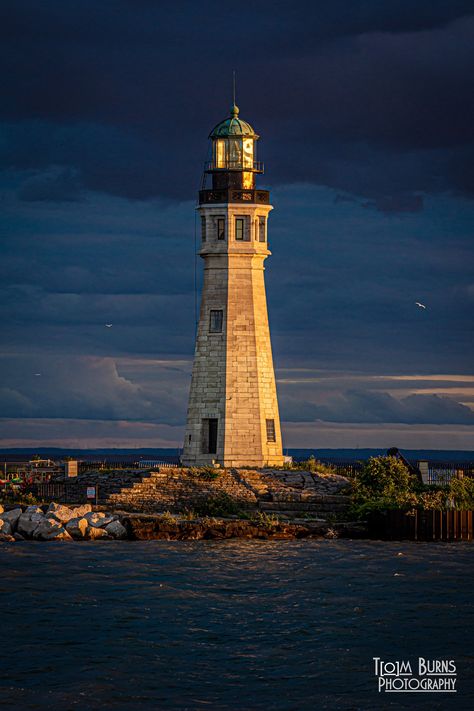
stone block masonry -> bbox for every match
[182,203,284,468]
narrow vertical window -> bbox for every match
[201,418,218,454]
[217,217,225,240]
[208,418,218,454]
[266,419,276,442]
[235,217,244,241]
[201,216,206,242]
[209,309,223,333]
[259,217,266,242]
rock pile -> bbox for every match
[0,502,127,542]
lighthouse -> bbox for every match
[181,103,284,467]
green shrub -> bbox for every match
[192,493,243,518]
[284,455,336,475]
[250,511,280,528]
[350,456,474,518]
[446,476,474,509]
[187,466,222,481]
[350,456,419,518]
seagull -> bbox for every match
[415,302,426,309]
[105,323,113,328]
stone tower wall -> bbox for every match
[181,202,284,467]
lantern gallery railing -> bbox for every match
[204,160,264,173]
[199,189,270,205]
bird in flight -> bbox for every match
[415,302,426,309]
[105,323,113,328]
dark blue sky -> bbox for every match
[1,1,473,449]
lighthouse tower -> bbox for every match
[181,104,284,467]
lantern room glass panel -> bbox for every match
[215,140,226,168]
[242,139,254,168]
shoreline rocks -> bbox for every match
[0,503,126,542]
[0,501,367,542]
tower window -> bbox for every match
[259,217,266,242]
[266,419,276,442]
[235,217,250,241]
[217,217,225,240]
[209,309,223,333]
[235,218,244,240]
[201,216,206,242]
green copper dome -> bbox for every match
[209,105,258,139]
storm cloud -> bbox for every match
[0,2,473,448]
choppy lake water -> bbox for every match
[0,540,472,710]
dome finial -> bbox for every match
[230,69,239,117]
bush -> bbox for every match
[250,511,280,528]
[446,476,474,509]
[285,455,336,476]
[192,493,243,518]
[350,456,474,518]
[350,456,419,518]
[187,466,222,481]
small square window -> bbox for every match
[201,216,206,241]
[266,419,276,442]
[217,217,225,240]
[209,309,223,333]
[235,218,244,241]
[259,217,266,242]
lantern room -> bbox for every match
[205,104,263,191]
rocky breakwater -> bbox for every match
[122,512,367,541]
[0,503,127,542]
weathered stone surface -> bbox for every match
[121,513,365,541]
[0,508,22,530]
[0,519,13,536]
[65,517,89,539]
[85,512,115,528]
[17,511,44,538]
[33,518,72,541]
[87,526,110,540]
[13,532,26,541]
[47,503,76,523]
[72,504,92,517]
[105,520,127,539]
[25,505,44,515]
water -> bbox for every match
[0,540,472,710]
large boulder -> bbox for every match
[85,512,116,528]
[105,520,127,539]
[0,518,13,536]
[87,526,110,540]
[17,511,45,538]
[71,504,92,518]
[65,517,89,540]
[0,508,22,531]
[46,503,76,524]
[33,517,72,541]
[24,505,43,515]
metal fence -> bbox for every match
[369,509,473,541]
[316,458,474,485]
[425,462,474,485]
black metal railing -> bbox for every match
[425,462,474,485]
[199,189,270,205]
[204,160,264,173]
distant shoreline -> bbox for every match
[1,447,473,463]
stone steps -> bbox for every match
[103,466,351,519]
